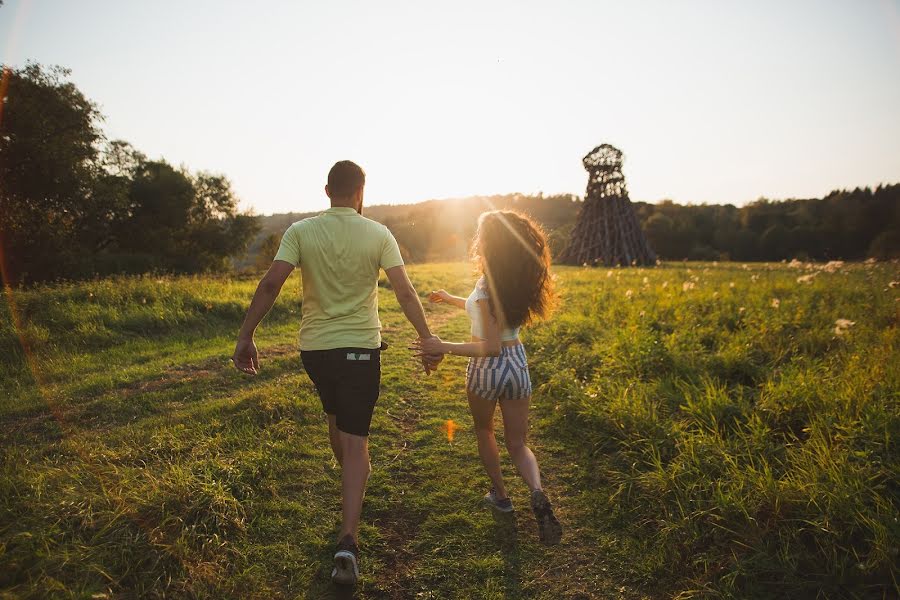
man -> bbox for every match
[232,160,439,585]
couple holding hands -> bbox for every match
[232,160,562,585]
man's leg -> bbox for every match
[330,347,380,585]
[328,414,343,466]
[338,430,371,543]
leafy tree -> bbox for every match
[0,63,104,282]
[0,63,258,283]
[254,233,281,271]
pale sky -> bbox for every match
[3,0,900,214]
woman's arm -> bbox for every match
[416,300,502,358]
[428,289,467,310]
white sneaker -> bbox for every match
[331,535,360,585]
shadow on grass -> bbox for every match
[302,537,360,600]
[1,350,309,445]
[491,509,524,599]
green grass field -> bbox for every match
[1,261,898,599]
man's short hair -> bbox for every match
[327,160,366,198]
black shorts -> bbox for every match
[300,347,381,437]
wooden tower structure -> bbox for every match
[560,144,656,266]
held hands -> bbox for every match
[415,335,445,355]
[410,335,445,375]
[232,337,259,375]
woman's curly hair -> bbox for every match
[472,210,555,329]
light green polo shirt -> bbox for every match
[273,207,404,351]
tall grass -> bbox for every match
[1,261,897,598]
[528,261,899,598]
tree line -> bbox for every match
[254,185,899,266]
[3,61,897,285]
[0,63,258,284]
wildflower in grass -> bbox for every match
[713,291,719,298]
[751,274,759,282]
[682,281,695,292]
[639,310,646,318]
[607,270,613,278]
[821,260,844,273]
[643,277,649,285]
[662,281,669,288]
[625,289,634,299]
[771,298,780,308]
[729,281,735,288]
[889,281,898,289]
[797,273,817,284]
[739,307,746,313]
[834,318,855,335]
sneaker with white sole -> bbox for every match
[483,487,514,513]
[530,489,562,545]
[332,534,360,585]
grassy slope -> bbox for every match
[1,262,898,599]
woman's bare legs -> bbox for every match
[467,390,508,499]
[499,395,542,492]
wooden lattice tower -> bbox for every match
[560,144,656,266]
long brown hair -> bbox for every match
[472,210,555,329]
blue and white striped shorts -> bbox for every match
[466,344,532,402]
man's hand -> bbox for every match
[232,337,259,375]
[416,335,444,355]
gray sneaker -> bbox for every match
[332,534,359,585]
[530,489,562,545]
[483,487,514,513]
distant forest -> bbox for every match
[2,62,898,285]
[252,184,900,266]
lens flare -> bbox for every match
[444,418,459,443]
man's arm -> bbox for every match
[232,260,295,375]
[384,265,444,374]
[384,265,432,339]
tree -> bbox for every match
[0,63,260,283]
[0,63,104,282]
[868,230,900,260]
[255,233,281,271]
[116,162,259,272]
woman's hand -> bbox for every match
[428,289,452,304]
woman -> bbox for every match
[414,210,562,545]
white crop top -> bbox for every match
[464,276,521,341]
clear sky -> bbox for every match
[3,0,899,214]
